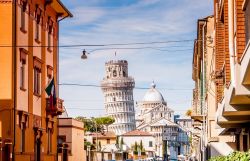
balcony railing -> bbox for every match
[46,98,64,116]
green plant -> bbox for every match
[208,151,250,161]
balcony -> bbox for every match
[216,42,250,131]
[191,100,206,122]
[46,98,64,116]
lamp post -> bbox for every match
[87,145,91,161]
[91,117,98,161]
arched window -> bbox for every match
[113,70,117,77]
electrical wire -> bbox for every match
[88,47,192,53]
[58,83,192,90]
[0,39,194,48]
[65,107,190,111]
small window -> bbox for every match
[20,60,25,90]
[149,141,153,147]
[35,22,40,41]
[20,48,27,90]
[33,57,42,96]
[20,2,27,32]
[34,67,41,95]
[20,123,25,152]
[47,18,53,51]
[48,128,52,153]
[47,65,53,84]
[123,71,126,77]
[107,139,110,144]
[113,70,117,77]
[35,7,41,42]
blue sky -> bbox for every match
[58,0,213,118]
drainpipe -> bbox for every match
[228,0,236,86]
[202,21,207,161]
[12,0,17,161]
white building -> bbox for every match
[136,82,175,157]
[101,60,136,135]
[121,130,155,158]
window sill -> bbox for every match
[35,38,41,44]
[33,92,41,97]
[20,87,26,91]
[20,27,27,34]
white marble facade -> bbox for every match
[136,82,175,157]
[101,60,136,135]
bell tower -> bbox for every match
[101,60,136,135]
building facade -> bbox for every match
[192,0,250,159]
[85,131,120,161]
[0,0,72,161]
[58,118,85,161]
[191,15,236,160]
[101,60,136,135]
[136,83,176,158]
[215,0,250,153]
[121,130,155,159]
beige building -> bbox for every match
[215,0,250,153]
[58,118,85,161]
[85,131,122,161]
[191,15,235,160]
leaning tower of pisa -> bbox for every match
[101,60,136,135]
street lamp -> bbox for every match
[81,49,88,59]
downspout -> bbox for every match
[57,15,68,96]
[202,21,207,161]
[12,0,17,160]
[228,0,236,86]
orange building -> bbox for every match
[0,0,72,161]
[215,0,250,152]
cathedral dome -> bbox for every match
[143,82,165,102]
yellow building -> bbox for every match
[0,0,72,161]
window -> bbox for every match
[244,0,250,44]
[107,139,110,144]
[149,141,153,147]
[33,57,42,96]
[35,7,41,42]
[113,70,117,77]
[35,22,40,41]
[48,32,51,50]
[20,123,25,152]
[48,128,52,153]
[20,61,25,89]
[47,65,53,84]
[20,1,27,32]
[47,18,53,51]
[34,68,40,95]
[20,48,27,90]
[123,70,126,77]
